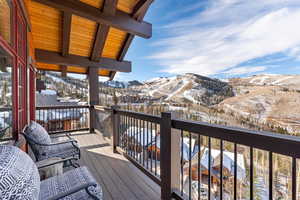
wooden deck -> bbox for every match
[66,131,161,200]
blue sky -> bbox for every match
[110,0,300,81]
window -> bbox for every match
[0,0,12,44]
[0,47,13,140]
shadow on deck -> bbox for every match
[64,131,161,200]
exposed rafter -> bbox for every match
[33,0,152,38]
[90,0,117,61]
[109,0,154,80]
[61,11,72,77]
[35,49,131,73]
[61,12,72,57]
[132,0,154,19]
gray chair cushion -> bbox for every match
[40,166,103,200]
[39,142,80,161]
[0,145,40,200]
[25,121,51,144]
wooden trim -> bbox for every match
[91,0,117,61]
[18,0,32,31]
[33,0,152,38]
[35,49,131,72]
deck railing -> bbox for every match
[36,105,89,134]
[0,107,13,141]
[112,107,300,200]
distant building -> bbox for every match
[36,90,86,132]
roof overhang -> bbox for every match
[25,0,154,79]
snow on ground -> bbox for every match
[165,79,190,101]
[40,89,57,95]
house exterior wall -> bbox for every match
[0,0,35,145]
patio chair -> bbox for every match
[22,121,80,167]
[0,145,103,200]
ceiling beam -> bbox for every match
[109,0,154,80]
[91,0,117,61]
[35,49,131,73]
[61,11,72,77]
[33,0,152,38]
[61,12,72,57]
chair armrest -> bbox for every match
[37,157,77,169]
[47,182,99,200]
[50,132,73,140]
[50,139,77,146]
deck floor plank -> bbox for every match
[68,131,161,200]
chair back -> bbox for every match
[0,145,40,200]
[23,121,52,160]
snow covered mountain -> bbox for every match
[132,73,234,106]
[218,74,300,134]
[40,72,300,134]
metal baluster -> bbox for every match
[139,119,142,164]
[155,123,158,176]
[134,118,137,161]
[208,137,211,200]
[127,115,129,154]
[85,108,88,128]
[181,130,184,196]
[189,132,192,200]
[250,147,253,200]
[143,120,145,167]
[122,115,125,149]
[147,121,149,170]
[198,134,201,200]
[220,140,223,200]
[234,143,237,200]
[269,151,273,200]
[119,115,122,149]
[150,122,153,173]
[292,157,297,200]
[43,109,45,131]
[72,108,75,130]
[130,117,133,157]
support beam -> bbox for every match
[88,67,100,133]
[91,0,117,61]
[33,0,152,38]
[109,0,153,80]
[35,49,131,73]
[60,65,67,77]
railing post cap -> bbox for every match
[111,105,120,109]
[161,112,172,118]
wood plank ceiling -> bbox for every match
[25,0,154,79]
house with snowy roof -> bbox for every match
[36,90,85,132]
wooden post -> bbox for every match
[111,105,120,153]
[160,112,180,200]
[88,67,99,133]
